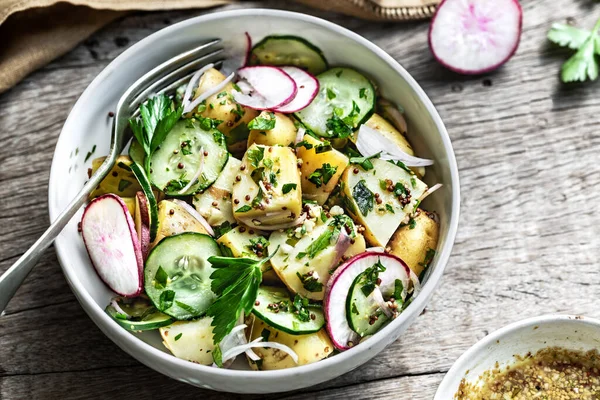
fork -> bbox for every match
[0,39,224,315]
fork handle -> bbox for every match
[0,150,119,315]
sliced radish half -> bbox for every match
[273,66,319,113]
[324,252,411,350]
[220,32,253,76]
[134,191,151,259]
[81,194,143,297]
[428,0,522,74]
[232,66,297,110]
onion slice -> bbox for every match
[370,287,395,318]
[110,299,129,317]
[418,183,443,202]
[238,213,307,231]
[182,63,215,112]
[177,147,205,195]
[330,228,352,270]
[295,126,306,145]
[220,338,299,366]
[170,199,214,237]
[378,98,407,135]
[356,124,434,167]
[183,72,235,114]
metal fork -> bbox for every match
[0,39,224,315]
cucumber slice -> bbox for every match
[252,286,325,335]
[129,139,145,166]
[295,68,376,138]
[249,35,328,75]
[144,232,221,320]
[346,271,390,337]
[118,160,159,242]
[106,296,174,331]
[149,119,229,196]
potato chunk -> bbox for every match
[247,111,297,147]
[151,200,209,248]
[388,209,439,276]
[232,144,302,229]
[89,155,142,199]
[193,156,241,226]
[339,158,427,247]
[296,134,349,205]
[160,318,215,365]
[247,316,333,370]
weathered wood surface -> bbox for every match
[2,0,600,398]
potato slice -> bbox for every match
[193,156,241,226]
[247,111,297,147]
[121,197,136,216]
[268,215,366,300]
[339,158,427,247]
[247,315,333,370]
[232,144,302,229]
[151,199,210,248]
[296,134,349,205]
[194,68,258,156]
[388,209,439,276]
[89,155,142,199]
[160,318,215,365]
[354,113,424,177]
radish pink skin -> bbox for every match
[235,66,298,110]
[135,191,151,260]
[273,67,320,113]
[324,251,412,350]
[81,193,144,297]
[242,32,252,66]
[428,0,523,75]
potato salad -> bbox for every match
[80,34,441,370]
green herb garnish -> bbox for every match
[350,152,380,171]
[308,163,338,188]
[360,259,386,297]
[353,179,374,216]
[282,183,297,194]
[296,271,323,292]
[247,147,265,168]
[248,112,276,130]
[236,205,252,213]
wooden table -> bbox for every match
[2,1,599,398]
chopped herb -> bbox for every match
[248,112,276,130]
[214,221,233,238]
[154,266,168,289]
[261,328,271,342]
[292,295,311,322]
[195,116,223,131]
[360,259,386,297]
[159,290,175,310]
[351,302,359,315]
[84,145,96,162]
[247,147,265,168]
[269,172,277,186]
[218,243,234,258]
[175,301,198,314]
[342,101,361,127]
[325,114,353,139]
[236,205,252,213]
[335,70,343,78]
[315,141,333,154]
[295,140,313,150]
[232,82,242,92]
[180,140,192,155]
[118,179,132,192]
[129,94,183,175]
[263,158,274,168]
[296,271,323,292]
[353,180,374,216]
[419,248,436,268]
[206,250,277,343]
[385,204,395,214]
[251,187,264,208]
[392,279,404,303]
[409,218,417,229]
[217,91,228,98]
[248,236,269,255]
[232,103,245,121]
[410,177,417,188]
[164,178,189,193]
[359,88,367,99]
[308,163,338,188]
[212,344,223,367]
[350,152,381,171]
[320,212,328,223]
[282,183,297,194]
[296,228,333,259]
[174,333,183,341]
[326,88,336,100]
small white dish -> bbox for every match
[48,8,460,393]
[435,314,600,399]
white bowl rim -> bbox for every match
[48,8,461,379]
[437,314,600,397]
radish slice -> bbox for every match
[242,32,252,67]
[81,194,143,297]
[429,0,522,74]
[356,124,434,167]
[273,66,319,113]
[232,66,297,110]
[134,191,151,259]
[324,252,412,350]
[221,32,253,76]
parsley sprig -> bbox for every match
[206,248,278,344]
[548,17,600,82]
[129,94,183,175]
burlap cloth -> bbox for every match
[0,0,440,93]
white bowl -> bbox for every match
[48,9,460,393]
[435,315,600,399]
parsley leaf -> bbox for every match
[296,271,323,292]
[292,295,311,322]
[295,140,313,150]
[129,94,183,175]
[296,228,333,259]
[353,179,374,216]
[349,152,381,171]
[325,114,353,139]
[308,163,338,188]
[248,112,276,130]
[326,88,336,100]
[360,259,386,297]
[247,147,265,168]
[548,18,600,82]
[282,183,297,194]
[236,205,252,213]
[206,250,278,343]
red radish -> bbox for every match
[324,252,412,350]
[273,66,319,113]
[81,194,143,297]
[428,0,522,74]
[134,191,151,259]
[232,66,297,110]
[242,32,252,67]
[221,32,253,75]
